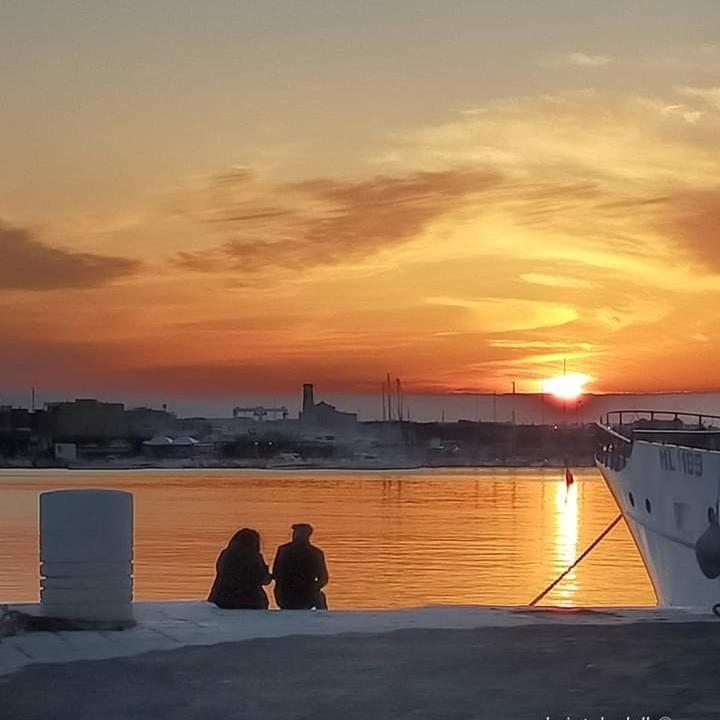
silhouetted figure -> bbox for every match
[273,523,329,609]
[208,528,272,609]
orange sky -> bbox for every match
[2,3,720,404]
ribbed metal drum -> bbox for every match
[40,489,134,625]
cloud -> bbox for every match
[379,91,720,282]
[0,223,141,290]
[174,168,502,274]
[169,90,720,293]
[660,104,704,124]
[678,86,720,109]
[520,273,598,289]
[659,188,720,270]
[488,339,597,352]
[399,91,720,181]
[594,301,669,331]
[46,86,717,397]
[425,296,579,332]
[540,52,612,68]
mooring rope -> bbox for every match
[529,513,624,607]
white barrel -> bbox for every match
[40,489,134,625]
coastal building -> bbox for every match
[299,384,358,435]
[0,405,49,459]
[175,416,213,438]
[222,415,300,441]
[142,434,210,459]
[126,406,178,440]
[0,406,32,435]
[44,399,127,441]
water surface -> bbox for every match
[0,468,655,608]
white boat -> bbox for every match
[596,410,720,608]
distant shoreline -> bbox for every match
[0,460,597,471]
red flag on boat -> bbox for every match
[565,467,575,488]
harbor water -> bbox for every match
[0,467,655,608]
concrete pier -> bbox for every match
[2,603,720,719]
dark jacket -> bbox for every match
[272,541,329,609]
[208,547,272,609]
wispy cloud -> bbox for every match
[380,90,720,279]
[659,188,720,270]
[520,273,598,289]
[425,296,579,333]
[174,168,502,274]
[0,223,141,290]
[658,102,704,124]
[678,85,720,109]
[540,51,612,68]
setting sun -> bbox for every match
[542,373,591,401]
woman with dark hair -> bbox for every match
[208,528,272,609]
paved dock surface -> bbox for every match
[2,604,720,719]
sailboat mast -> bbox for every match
[386,372,393,421]
[396,378,401,422]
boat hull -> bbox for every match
[597,438,720,608]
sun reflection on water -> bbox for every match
[552,479,579,605]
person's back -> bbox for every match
[273,523,328,609]
[208,528,272,609]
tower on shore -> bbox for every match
[302,384,315,414]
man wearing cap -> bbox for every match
[272,523,329,609]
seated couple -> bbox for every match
[208,523,329,610]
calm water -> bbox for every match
[0,468,656,608]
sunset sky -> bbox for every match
[2,1,720,411]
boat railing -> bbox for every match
[600,410,720,435]
[596,410,720,470]
[596,411,720,469]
